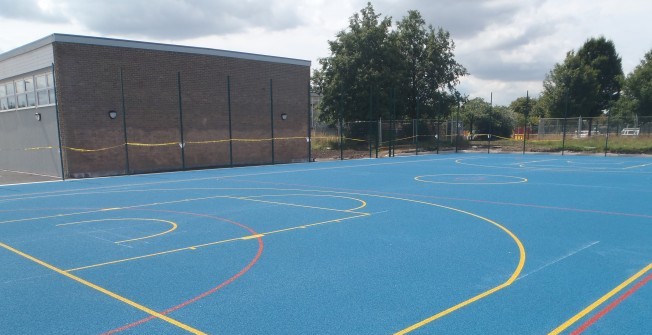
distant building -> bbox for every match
[0,34,311,178]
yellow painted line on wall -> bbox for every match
[0,242,206,335]
[548,262,652,335]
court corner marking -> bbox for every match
[548,262,652,335]
[0,241,207,335]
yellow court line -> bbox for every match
[548,262,652,335]
[0,242,206,335]
[56,218,178,244]
[66,214,369,272]
[380,195,526,335]
[3,184,524,332]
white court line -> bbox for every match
[0,156,460,201]
[517,241,600,281]
[623,163,652,170]
[508,159,558,165]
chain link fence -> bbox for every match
[311,115,652,160]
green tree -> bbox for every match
[623,49,652,118]
[395,11,467,119]
[510,95,544,127]
[576,37,624,113]
[314,2,397,123]
[395,10,427,119]
[541,37,623,120]
[314,3,466,124]
[461,97,490,136]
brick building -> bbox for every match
[0,34,311,178]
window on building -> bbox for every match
[36,75,47,90]
[6,82,15,95]
[0,72,53,112]
[17,94,27,108]
[7,94,16,109]
[15,79,26,94]
[37,90,49,105]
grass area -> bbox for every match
[482,135,652,154]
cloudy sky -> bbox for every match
[1,0,650,105]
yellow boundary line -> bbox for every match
[2,185,525,334]
[372,194,525,334]
[56,218,178,244]
[548,262,652,335]
[0,242,206,335]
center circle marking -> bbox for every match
[415,174,527,185]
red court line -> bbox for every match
[102,211,264,334]
[570,273,652,335]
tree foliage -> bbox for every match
[509,95,544,126]
[313,3,467,124]
[461,98,514,138]
[622,49,652,118]
[540,37,623,118]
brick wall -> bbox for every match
[53,42,310,177]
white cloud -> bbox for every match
[1,0,652,106]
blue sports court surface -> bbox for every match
[1,153,650,334]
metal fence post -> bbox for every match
[52,63,65,180]
[270,78,275,164]
[227,76,233,167]
[120,68,130,174]
[177,72,186,170]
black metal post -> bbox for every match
[522,91,529,155]
[307,83,312,163]
[415,101,419,156]
[368,85,372,158]
[455,99,460,153]
[562,90,569,155]
[120,68,130,174]
[227,76,233,166]
[339,94,343,160]
[52,63,65,180]
[487,92,493,154]
[436,96,441,154]
[177,72,186,170]
[391,87,396,157]
[604,110,611,157]
[270,79,275,164]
